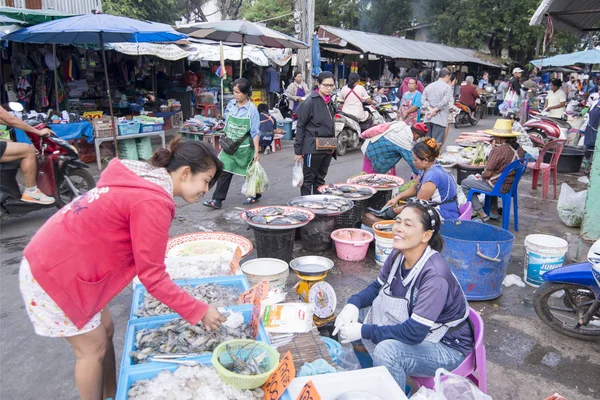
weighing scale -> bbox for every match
[290,256,337,327]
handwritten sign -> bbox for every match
[239,280,269,304]
[250,294,262,339]
[229,247,242,274]
[296,381,321,400]
[263,351,295,400]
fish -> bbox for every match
[256,207,284,217]
[218,343,270,376]
[245,209,310,226]
[287,212,309,222]
[135,284,241,318]
[374,223,393,232]
[354,175,399,188]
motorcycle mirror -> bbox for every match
[8,102,24,113]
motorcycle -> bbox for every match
[0,103,96,217]
[274,92,293,120]
[375,102,397,122]
[454,99,483,128]
[334,105,384,156]
[523,113,569,146]
[534,240,600,341]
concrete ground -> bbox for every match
[1,116,599,399]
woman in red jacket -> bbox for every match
[19,137,225,400]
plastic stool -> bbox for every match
[271,134,283,152]
[197,103,217,118]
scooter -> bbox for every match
[274,92,293,120]
[334,105,384,156]
[376,102,397,122]
[454,99,483,128]
[0,103,96,217]
[534,240,600,341]
[523,113,568,146]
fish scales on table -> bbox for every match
[130,313,253,364]
[135,284,241,318]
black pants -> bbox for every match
[213,171,262,201]
[301,152,333,196]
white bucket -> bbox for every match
[524,234,568,287]
[373,221,395,267]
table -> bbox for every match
[179,130,224,153]
[94,131,166,170]
[15,121,94,144]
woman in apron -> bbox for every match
[334,201,473,390]
[399,77,423,126]
[285,71,309,117]
[203,78,261,209]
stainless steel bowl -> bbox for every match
[289,256,334,276]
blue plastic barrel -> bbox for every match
[440,220,515,301]
[278,119,293,140]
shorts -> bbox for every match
[19,258,102,337]
[0,140,7,158]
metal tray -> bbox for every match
[287,195,354,216]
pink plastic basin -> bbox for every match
[331,228,374,262]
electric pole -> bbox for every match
[295,0,315,89]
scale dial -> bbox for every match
[308,281,337,319]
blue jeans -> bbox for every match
[371,339,465,389]
[399,146,418,175]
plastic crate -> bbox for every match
[121,304,269,370]
[129,275,250,320]
[139,123,164,133]
[92,117,114,138]
[118,121,141,135]
[116,358,212,400]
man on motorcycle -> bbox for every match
[0,105,55,204]
[459,76,480,114]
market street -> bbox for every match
[1,117,599,400]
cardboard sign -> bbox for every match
[229,247,242,274]
[239,280,269,304]
[295,381,321,400]
[250,294,262,339]
[263,351,295,400]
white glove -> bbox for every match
[339,323,363,344]
[332,304,359,336]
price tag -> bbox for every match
[239,280,269,304]
[250,294,262,339]
[229,247,242,274]
[263,351,295,400]
[295,381,321,400]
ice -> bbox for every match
[502,274,526,288]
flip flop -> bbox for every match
[243,197,258,205]
[202,200,222,209]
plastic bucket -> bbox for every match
[373,221,395,267]
[251,227,296,263]
[331,229,374,262]
[278,119,293,140]
[440,220,515,301]
[301,215,337,252]
[524,234,568,287]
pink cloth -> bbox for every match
[360,123,390,139]
[362,156,396,176]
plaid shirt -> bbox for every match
[365,136,403,173]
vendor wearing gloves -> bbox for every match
[20,138,225,400]
[333,201,473,389]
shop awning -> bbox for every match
[529,0,600,37]
[0,7,74,25]
[531,48,600,67]
[318,25,503,67]
[186,41,269,66]
[108,42,189,61]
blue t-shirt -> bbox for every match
[418,164,459,219]
[259,112,276,134]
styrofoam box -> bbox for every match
[129,275,250,320]
[121,304,269,370]
[282,366,409,400]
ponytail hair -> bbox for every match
[412,137,441,162]
[403,201,444,252]
[151,136,223,189]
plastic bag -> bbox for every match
[409,369,492,400]
[242,161,269,197]
[557,183,587,227]
[330,346,361,371]
[292,161,304,188]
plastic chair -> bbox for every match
[458,202,473,221]
[527,139,566,200]
[467,158,530,232]
[412,308,488,393]
[270,134,284,152]
[196,103,217,118]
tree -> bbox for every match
[239,0,295,35]
[103,0,181,24]
[315,0,364,30]
[362,0,412,35]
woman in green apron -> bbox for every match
[203,78,261,209]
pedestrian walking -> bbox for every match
[421,68,453,144]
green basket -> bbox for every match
[211,339,280,390]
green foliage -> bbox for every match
[362,0,412,35]
[103,0,181,24]
[315,0,364,30]
[239,0,295,35]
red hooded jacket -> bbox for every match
[23,160,209,329]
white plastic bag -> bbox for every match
[292,161,304,188]
[557,183,587,227]
[435,369,492,400]
[242,161,269,197]
[410,386,444,400]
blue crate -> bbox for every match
[121,304,269,370]
[130,275,250,320]
[117,121,141,135]
[139,123,164,133]
[116,358,212,400]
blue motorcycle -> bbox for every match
[534,240,600,341]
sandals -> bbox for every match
[202,200,222,209]
[243,197,259,205]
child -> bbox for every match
[257,104,276,154]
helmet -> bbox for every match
[485,84,494,94]
[588,239,600,287]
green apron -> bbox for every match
[220,114,253,176]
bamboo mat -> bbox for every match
[276,328,337,372]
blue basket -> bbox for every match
[121,304,270,370]
[130,275,250,320]
[140,123,164,133]
[117,121,141,135]
[320,337,342,363]
[440,219,515,301]
[116,358,212,400]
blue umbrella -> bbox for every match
[5,14,187,152]
[531,48,600,68]
[312,33,322,77]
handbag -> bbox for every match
[221,133,250,155]
[315,136,338,151]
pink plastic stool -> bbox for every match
[411,308,488,393]
[271,134,284,152]
[458,202,473,221]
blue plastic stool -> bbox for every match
[467,158,530,231]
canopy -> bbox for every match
[312,33,322,76]
[529,0,600,37]
[0,14,25,25]
[0,7,74,25]
[186,42,269,66]
[108,42,189,61]
[5,13,187,44]
[531,49,600,68]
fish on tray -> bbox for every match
[353,176,399,188]
[130,312,253,364]
[296,198,349,211]
[321,184,374,198]
[135,284,241,318]
[244,208,310,225]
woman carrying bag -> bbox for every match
[204,78,261,208]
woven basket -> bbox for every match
[211,339,279,390]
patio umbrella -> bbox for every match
[6,13,187,155]
[530,48,600,68]
[312,33,322,77]
[176,20,308,78]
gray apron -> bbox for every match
[362,246,469,355]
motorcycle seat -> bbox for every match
[340,112,360,123]
[0,160,20,171]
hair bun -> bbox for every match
[425,138,437,148]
